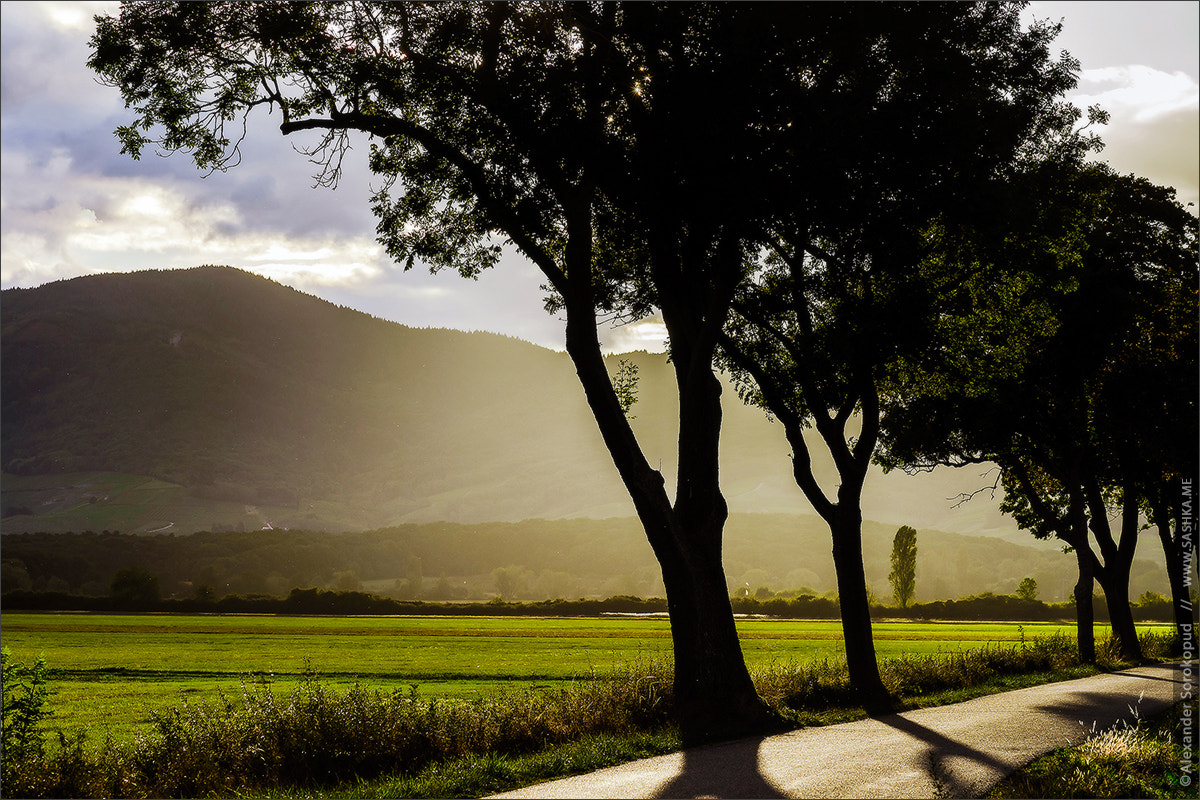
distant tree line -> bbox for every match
[0,584,1177,623]
[1,523,1172,606]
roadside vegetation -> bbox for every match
[2,631,1179,799]
[987,701,1195,799]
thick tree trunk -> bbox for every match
[1072,545,1096,664]
[657,533,779,744]
[561,300,777,746]
[1086,482,1143,662]
[663,360,780,745]
[1096,567,1142,662]
[829,505,891,712]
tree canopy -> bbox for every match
[876,163,1199,660]
[89,0,1111,737]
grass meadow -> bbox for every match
[2,612,1172,747]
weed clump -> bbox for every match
[988,703,1195,799]
[752,631,1083,714]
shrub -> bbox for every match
[2,647,51,792]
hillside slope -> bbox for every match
[4,266,1028,537]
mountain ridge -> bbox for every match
[2,266,1048,540]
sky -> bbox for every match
[2,1,1197,353]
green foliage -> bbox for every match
[1017,577,1039,602]
[1,646,52,782]
[889,526,918,608]
[612,359,640,419]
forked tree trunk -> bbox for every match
[1087,483,1143,662]
[561,301,778,746]
[772,377,892,713]
[1097,567,1142,662]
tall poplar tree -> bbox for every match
[889,526,918,609]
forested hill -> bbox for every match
[4,265,1020,536]
[3,266,622,528]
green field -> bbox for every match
[1,613,1169,744]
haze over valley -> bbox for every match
[2,267,1170,601]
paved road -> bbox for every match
[492,662,1187,799]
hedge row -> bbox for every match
[2,587,1178,622]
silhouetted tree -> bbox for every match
[90,0,1097,737]
[889,526,918,608]
[714,2,1089,707]
[878,165,1198,663]
[1016,577,1039,602]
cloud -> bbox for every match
[41,1,115,32]
[1075,65,1199,122]
[4,0,1194,354]
[1069,65,1200,207]
[0,149,388,289]
[1,2,121,115]
[602,317,670,354]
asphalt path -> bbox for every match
[491,662,1188,799]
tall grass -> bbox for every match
[753,630,1177,715]
[988,703,1195,799]
[2,658,675,798]
[1,632,1178,799]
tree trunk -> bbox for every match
[829,505,891,712]
[663,359,780,745]
[561,296,777,745]
[1073,545,1096,664]
[1096,567,1142,662]
[771,374,891,713]
[657,531,779,744]
[1086,482,1143,662]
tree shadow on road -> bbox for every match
[871,671,1182,799]
[872,713,1015,799]
[650,735,787,799]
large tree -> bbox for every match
[877,164,1199,663]
[714,1,1087,706]
[90,0,787,743]
[88,1,1115,733]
